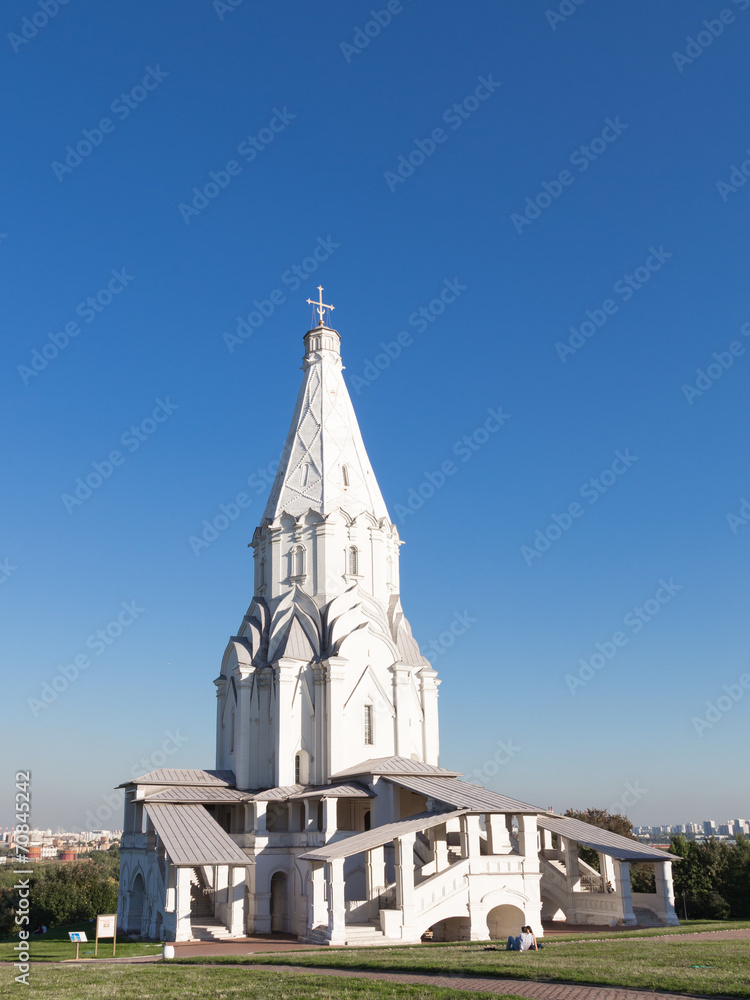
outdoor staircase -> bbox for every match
[189,867,233,940]
[190,919,236,941]
[344,919,387,946]
[633,906,664,928]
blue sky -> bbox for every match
[2,0,748,832]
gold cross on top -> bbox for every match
[307,285,334,326]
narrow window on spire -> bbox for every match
[301,463,311,487]
[348,546,358,576]
[294,750,309,784]
[259,558,266,588]
[291,545,305,578]
[342,464,350,487]
[364,703,374,745]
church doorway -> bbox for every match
[270,872,288,933]
[487,903,525,941]
[128,873,145,935]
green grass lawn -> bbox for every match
[0,921,158,963]
[177,934,750,997]
[0,965,520,1000]
[540,918,750,940]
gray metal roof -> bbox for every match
[144,786,247,804]
[145,803,250,866]
[331,756,461,779]
[290,782,372,800]
[300,809,467,861]
[538,814,680,862]
[120,768,236,788]
[386,774,543,815]
[253,785,305,801]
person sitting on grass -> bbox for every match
[506,925,538,951]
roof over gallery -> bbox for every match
[144,803,249,866]
[134,774,371,804]
[119,768,236,787]
[300,809,467,861]
[331,756,461,779]
[385,773,543,815]
[144,785,246,804]
[538,813,680,862]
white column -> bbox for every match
[617,861,637,924]
[518,815,538,865]
[462,815,482,863]
[487,814,511,854]
[274,658,299,786]
[175,868,192,941]
[655,861,679,925]
[256,672,273,788]
[214,676,227,769]
[234,671,254,790]
[321,798,338,839]
[392,664,412,757]
[312,665,327,784]
[303,799,315,833]
[227,867,246,936]
[309,861,327,931]
[599,852,617,891]
[563,837,581,891]
[325,858,346,945]
[468,902,488,941]
[395,832,416,938]
[324,658,348,777]
[419,666,440,765]
[366,845,386,917]
[433,823,449,871]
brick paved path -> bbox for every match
[246,963,717,999]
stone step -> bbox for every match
[633,907,665,928]
[344,923,386,945]
[190,920,234,941]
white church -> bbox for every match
[117,293,679,944]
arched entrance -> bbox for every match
[128,873,145,935]
[487,903,525,941]
[270,872,288,933]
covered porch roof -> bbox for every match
[538,813,680,862]
[300,809,466,862]
[145,802,250,867]
[386,773,543,815]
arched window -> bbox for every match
[259,558,266,587]
[348,545,358,576]
[342,464,350,487]
[363,703,374,745]
[291,545,305,578]
[294,750,309,784]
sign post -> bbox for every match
[95,914,117,957]
[68,931,87,960]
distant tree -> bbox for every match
[565,808,634,839]
[0,861,118,935]
[563,808,654,891]
[670,833,748,919]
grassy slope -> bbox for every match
[0,965,520,1000]
[0,921,158,963]
[177,936,750,997]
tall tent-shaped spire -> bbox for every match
[263,321,390,522]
